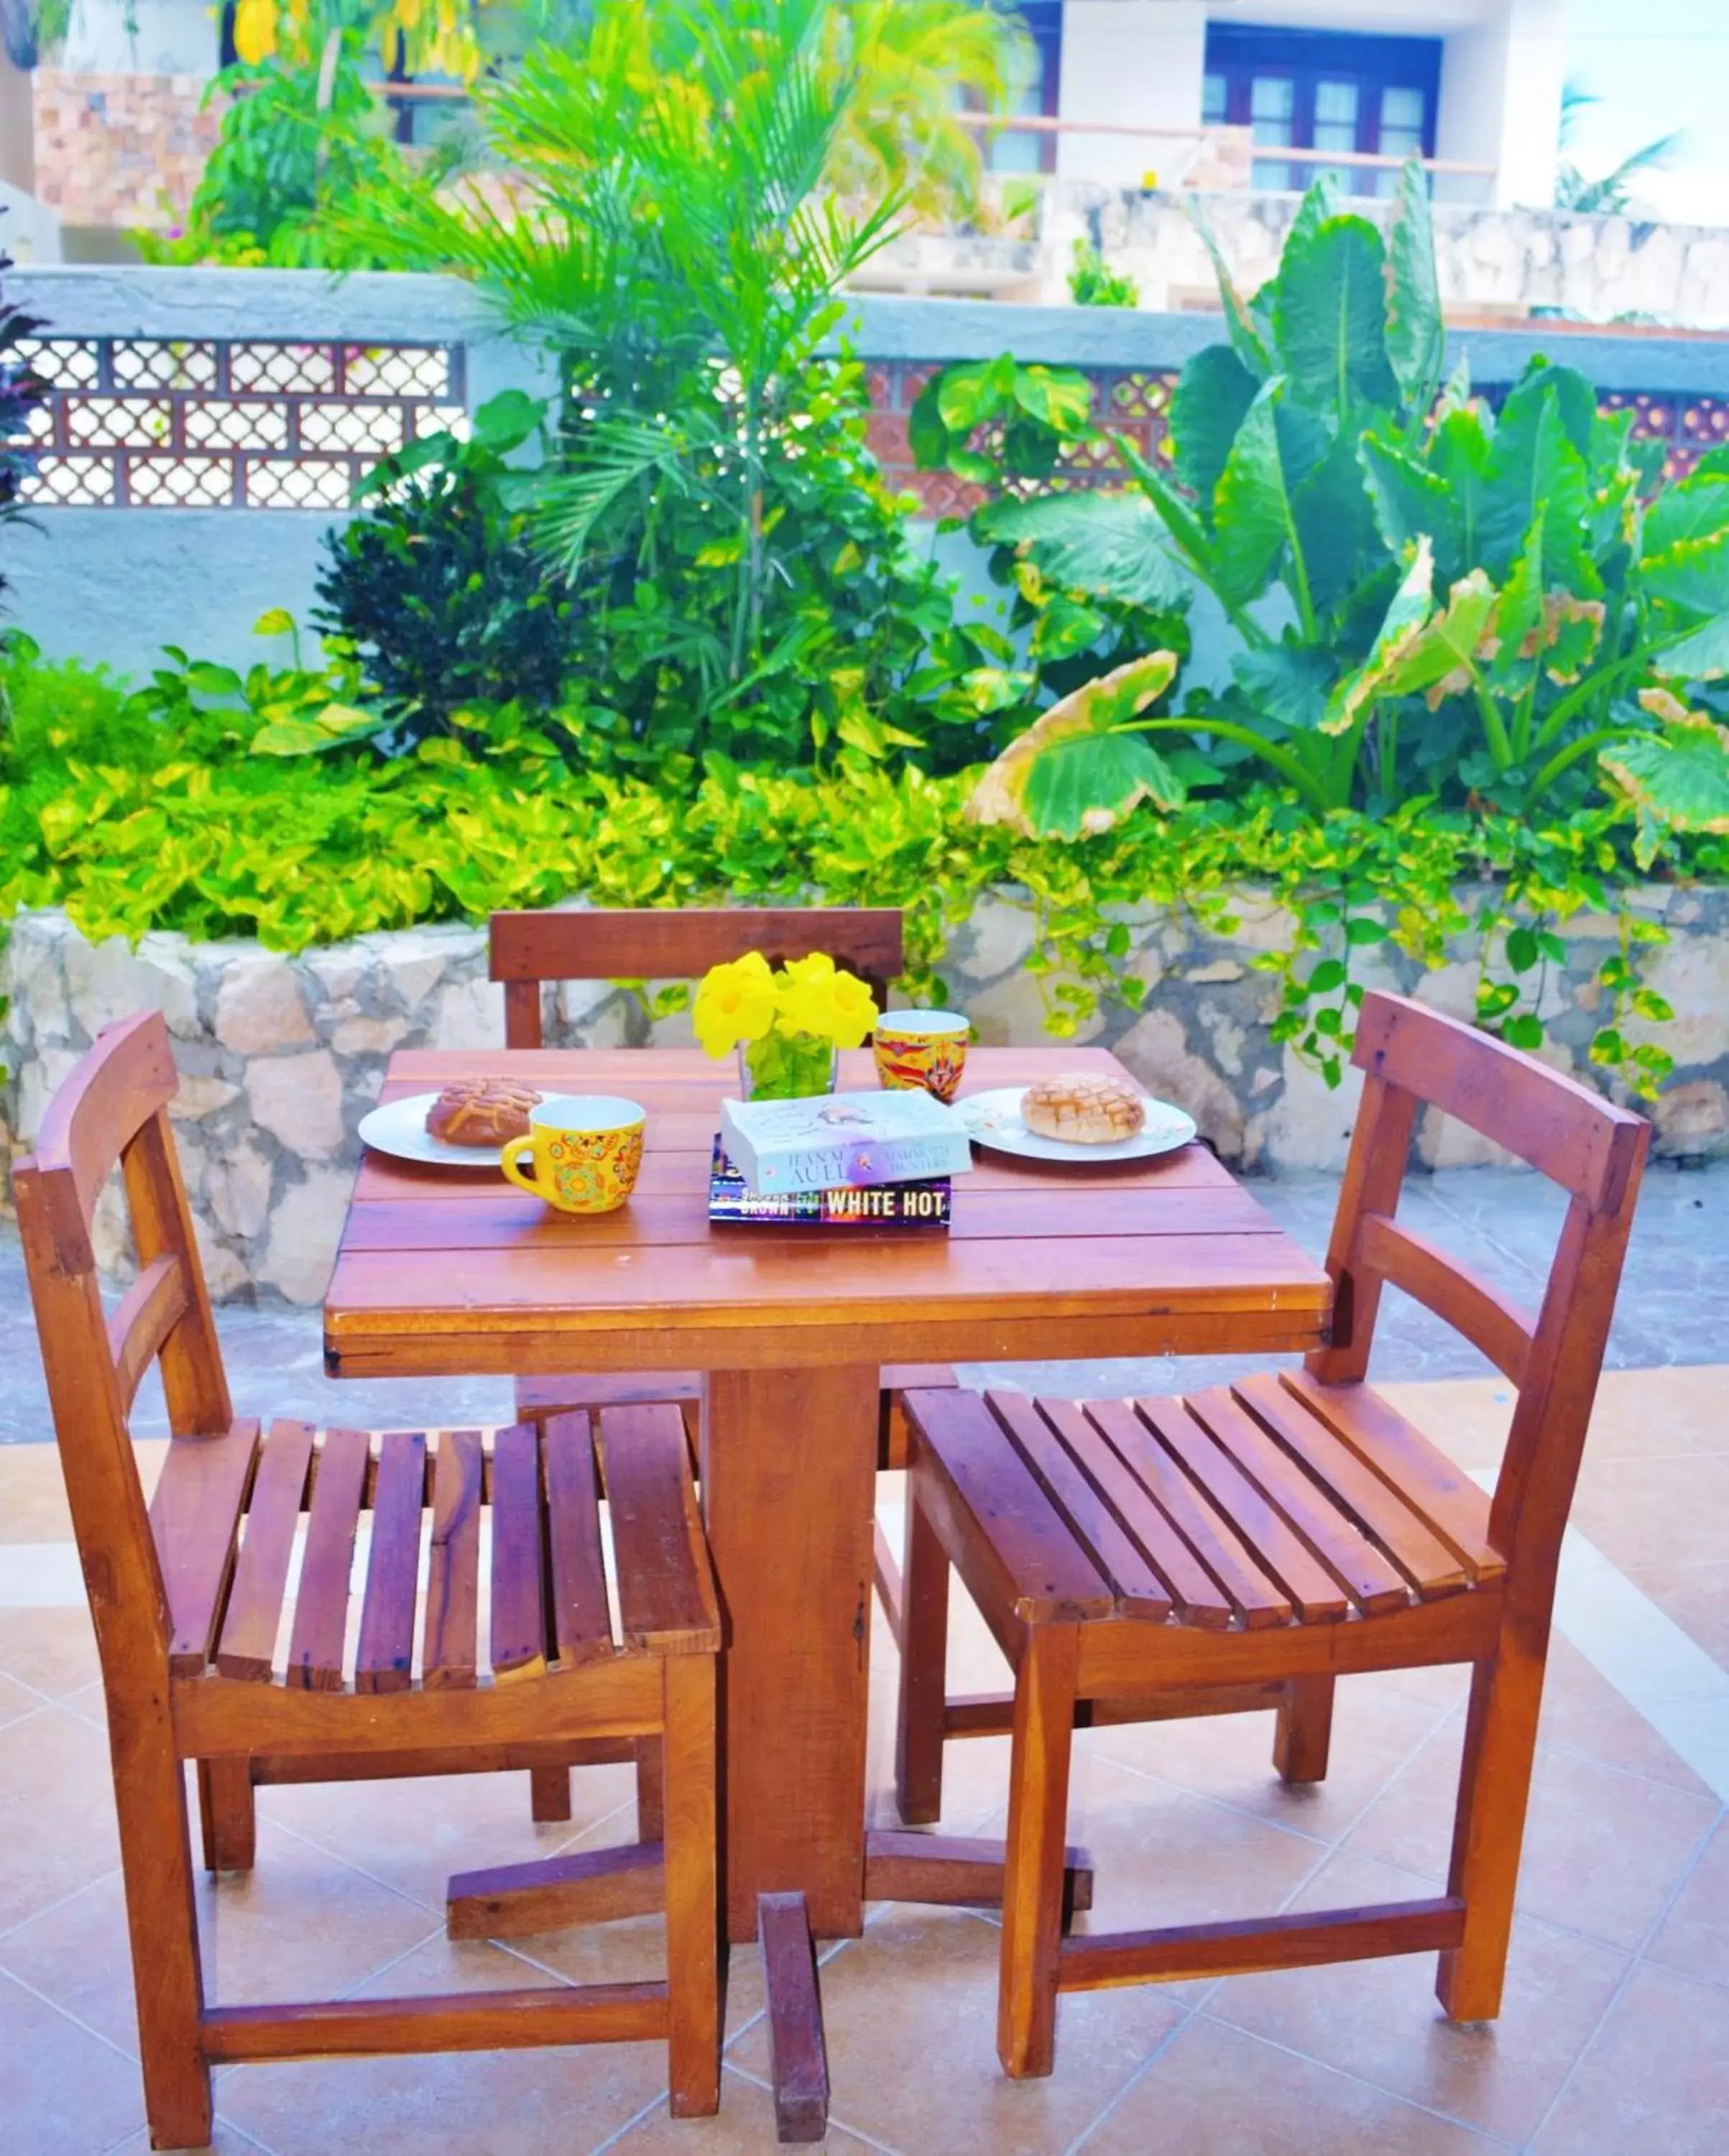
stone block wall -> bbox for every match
[870,187,1729,333]
[30,70,223,234]
[4,889,1726,1306]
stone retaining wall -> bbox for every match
[4,891,1726,1304]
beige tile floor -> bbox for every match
[0,1369,1725,2155]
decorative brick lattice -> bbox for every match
[128,458,235,508]
[26,456,118,507]
[868,364,1719,512]
[1602,390,1729,482]
[110,341,221,392]
[244,461,356,510]
[862,358,1186,514]
[17,340,465,510]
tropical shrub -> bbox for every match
[330,0,1038,770]
[950,167,1729,853]
[139,5,451,270]
[1068,241,1139,310]
[314,391,584,736]
[906,353,1193,742]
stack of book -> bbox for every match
[707,1089,972,1233]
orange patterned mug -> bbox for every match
[500,1095,645,1215]
[872,1010,970,1104]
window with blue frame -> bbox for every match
[1202,22,1439,196]
[983,1,1063,175]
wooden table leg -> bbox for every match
[760,1892,829,2145]
[864,1828,1094,1917]
[702,1365,880,1944]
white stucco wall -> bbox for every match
[60,0,218,78]
[1447,0,1567,211]
[1053,0,1208,190]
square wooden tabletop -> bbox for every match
[323,1046,1332,1376]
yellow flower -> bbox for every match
[778,952,835,987]
[233,0,278,63]
[826,970,880,1049]
[693,954,776,1059]
[776,964,879,1050]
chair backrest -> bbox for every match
[14,1012,231,1680]
[489,906,905,1049]
[1311,990,1649,1613]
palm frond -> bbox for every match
[531,415,698,580]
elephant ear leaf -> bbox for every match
[974,492,1189,612]
[1600,709,1729,835]
[1656,612,1729,681]
[1322,536,1434,734]
[1271,214,1400,423]
[1186,199,1273,379]
[1167,344,1260,521]
[1212,378,1330,607]
[965,652,1183,839]
[1381,569,1498,706]
[1384,157,1444,418]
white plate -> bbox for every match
[957,1086,1197,1164]
[356,1092,509,1169]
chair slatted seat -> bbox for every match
[893,990,1649,2082]
[910,1380,1502,1637]
[16,1013,724,2146]
[153,1411,719,1698]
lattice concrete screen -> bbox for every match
[17,338,466,510]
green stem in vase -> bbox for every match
[742,1028,836,1100]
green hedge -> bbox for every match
[6,647,1716,1087]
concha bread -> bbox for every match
[1022,1072,1146,1146]
[425,1079,542,1147]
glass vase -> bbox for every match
[736,1031,839,1101]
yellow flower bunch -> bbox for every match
[692,949,880,1060]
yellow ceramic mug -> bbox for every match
[873,1010,970,1103]
[499,1095,645,1215]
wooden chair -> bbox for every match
[890,990,1649,2079]
[489,903,954,1672]
[16,1013,724,2150]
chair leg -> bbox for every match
[197,1756,257,1872]
[1436,1641,1546,2023]
[635,1736,666,1844]
[895,1475,951,1827]
[530,1765,573,1824]
[662,1654,721,2119]
[119,1731,213,2148]
[1273,1675,1335,1784]
[997,1624,1081,2081]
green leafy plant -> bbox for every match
[1067,239,1139,310]
[334,0,1034,771]
[124,614,386,760]
[139,2,449,268]
[907,352,1193,755]
[314,390,585,737]
[959,166,1729,844]
[1,637,1705,1104]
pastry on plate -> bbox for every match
[1022,1072,1147,1146]
[425,1079,542,1148]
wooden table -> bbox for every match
[325,1045,1331,1946]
